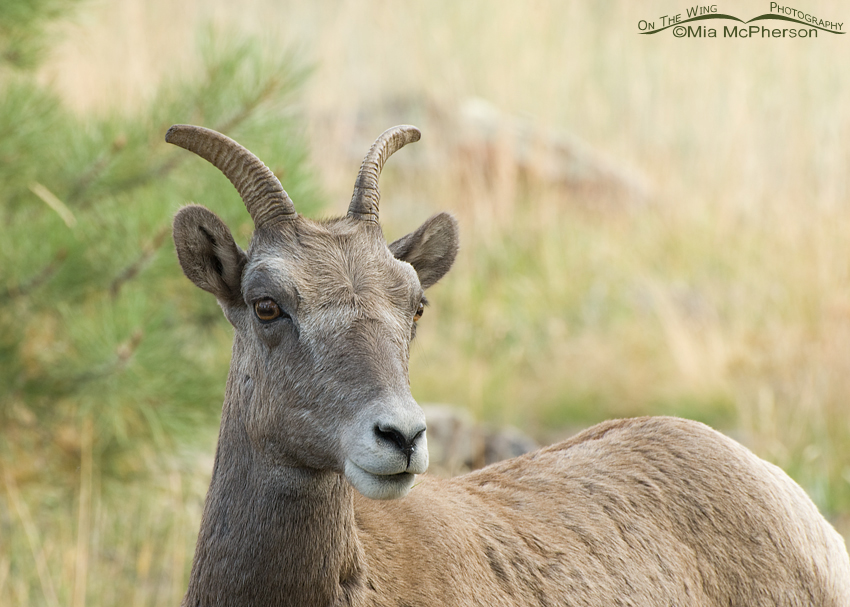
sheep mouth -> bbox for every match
[343,459,416,500]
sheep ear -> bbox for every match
[389,212,459,289]
[173,204,247,306]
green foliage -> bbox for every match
[0,10,318,484]
[0,0,86,70]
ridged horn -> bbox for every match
[165,125,296,227]
[348,125,421,222]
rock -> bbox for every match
[421,404,538,478]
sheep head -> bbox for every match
[168,125,458,499]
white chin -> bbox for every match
[344,460,416,500]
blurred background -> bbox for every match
[2,0,849,604]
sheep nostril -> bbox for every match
[374,424,419,456]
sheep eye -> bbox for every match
[413,301,425,322]
[254,298,283,322]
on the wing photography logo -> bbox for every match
[638,3,844,38]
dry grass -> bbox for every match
[4,1,849,604]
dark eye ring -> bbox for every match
[254,298,284,323]
[414,301,425,322]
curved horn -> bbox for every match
[165,125,296,226]
[348,125,421,222]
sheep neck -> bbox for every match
[182,376,364,606]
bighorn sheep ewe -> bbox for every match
[167,124,850,606]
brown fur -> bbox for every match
[356,417,850,605]
[170,132,850,607]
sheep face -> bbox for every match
[173,201,457,500]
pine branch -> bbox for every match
[66,134,128,205]
[213,73,283,136]
[68,328,144,387]
[0,249,67,301]
[110,226,169,297]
